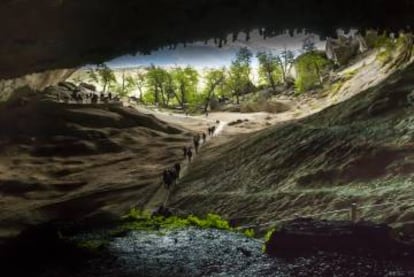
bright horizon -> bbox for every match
[105,30,326,70]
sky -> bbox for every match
[106,29,326,70]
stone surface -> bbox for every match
[326,35,364,65]
[57,228,410,276]
[265,218,414,258]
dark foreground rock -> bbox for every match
[2,226,410,277]
[265,218,414,259]
[7,228,404,277]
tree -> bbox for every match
[275,48,295,85]
[256,51,282,92]
[135,70,146,101]
[164,72,176,106]
[295,51,332,93]
[95,63,116,92]
[145,65,170,106]
[171,66,199,109]
[203,68,226,112]
[228,47,253,104]
[86,67,99,84]
[113,74,136,97]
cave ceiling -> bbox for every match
[0,0,413,79]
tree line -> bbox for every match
[81,39,332,112]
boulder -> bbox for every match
[265,218,414,258]
[326,35,367,65]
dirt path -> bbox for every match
[142,115,227,211]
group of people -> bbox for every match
[154,122,220,218]
[182,125,217,162]
[56,82,121,104]
[72,91,120,104]
[162,163,181,190]
[162,122,220,187]
[208,126,216,136]
[164,123,219,189]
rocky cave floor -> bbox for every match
[28,228,412,277]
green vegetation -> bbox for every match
[227,47,254,104]
[121,208,232,232]
[264,227,276,243]
[87,63,117,93]
[144,65,171,105]
[74,209,280,253]
[278,48,295,85]
[262,227,277,252]
[76,38,373,108]
[202,68,226,112]
[256,51,282,91]
[295,51,332,93]
[256,49,295,92]
[171,66,199,109]
[243,228,255,238]
[114,70,136,97]
[373,32,413,67]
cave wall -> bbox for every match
[0,69,75,101]
[0,0,413,81]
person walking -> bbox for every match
[182,146,188,158]
[193,135,200,153]
[187,147,193,162]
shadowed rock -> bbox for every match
[265,218,414,258]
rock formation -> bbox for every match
[0,0,413,80]
[325,34,368,65]
[265,218,414,258]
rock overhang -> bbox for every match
[0,0,413,79]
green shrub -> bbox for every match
[262,227,277,252]
[243,228,255,238]
[121,209,233,232]
[295,51,332,93]
[264,227,276,243]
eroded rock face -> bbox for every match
[0,86,190,239]
[0,69,75,102]
[326,35,367,65]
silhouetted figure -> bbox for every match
[152,205,172,218]
[202,132,207,142]
[174,163,181,178]
[182,146,188,158]
[70,91,77,103]
[193,135,200,153]
[91,94,98,104]
[211,126,216,135]
[108,92,112,101]
[169,168,178,186]
[163,170,173,189]
[76,93,83,103]
[187,148,193,162]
